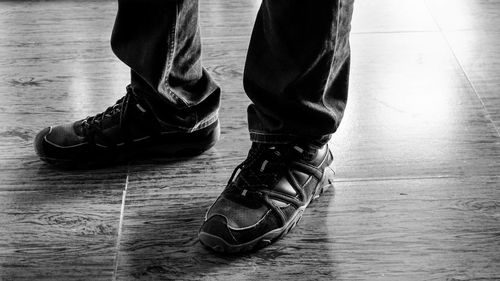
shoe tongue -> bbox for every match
[100,109,121,128]
[254,143,317,162]
[291,144,318,161]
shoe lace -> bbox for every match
[228,143,292,193]
[81,87,134,135]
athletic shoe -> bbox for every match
[199,142,334,253]
[34,85,219,167]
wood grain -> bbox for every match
[0,1,129,280]
[333,31,500,181]
[425,0,500,133]
[115,174,500,280]
[444,30,500,134]
[321,177,500,281]
[0,166,127,280]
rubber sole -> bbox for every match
[199,166,335,253]
[37,123,220,169]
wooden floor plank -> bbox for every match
[0,163,127,280]
[425,0,500,133]
[425,0,500,32]
[333,31,500,180]
[199,0,258,39]
[352,0,438,33]
[444,30,500,134]
[0,0,128,125]
[0,1,128,280]
[323,176,500,281]
[115,175,500,280]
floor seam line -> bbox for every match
[423,0,500,138]
[112,170,130,281]
[334,174,500,184]
[334,175,462,183]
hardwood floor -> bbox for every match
[0,0,499,280]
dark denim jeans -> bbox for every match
[111,0,354,146]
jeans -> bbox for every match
[111,0,354,146]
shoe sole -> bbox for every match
[198,166,335,253]
[38,123,220,169]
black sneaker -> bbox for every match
[199,142,334,253]
[34,86,219,167]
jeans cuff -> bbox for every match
[249,130,331,147]
[190,111,219,132]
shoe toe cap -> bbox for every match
[45,123,83,146]
[206,195,269,229]
[199,215,239,246]
[34,126,51,157]
[34,123,86,160]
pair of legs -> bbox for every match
[113,0,352,144]
[35,0,354,252]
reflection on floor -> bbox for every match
[0,0,499,280]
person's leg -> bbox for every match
[111,0,220,131]
[245,0,353,145]
[34,0,220,167]
[199,0,354,253]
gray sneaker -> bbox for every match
[199,142,334,253]
[34,86,219,168]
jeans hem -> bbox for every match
[160,111,218,133]
[190,111,219,132]
[249,130,331,147]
